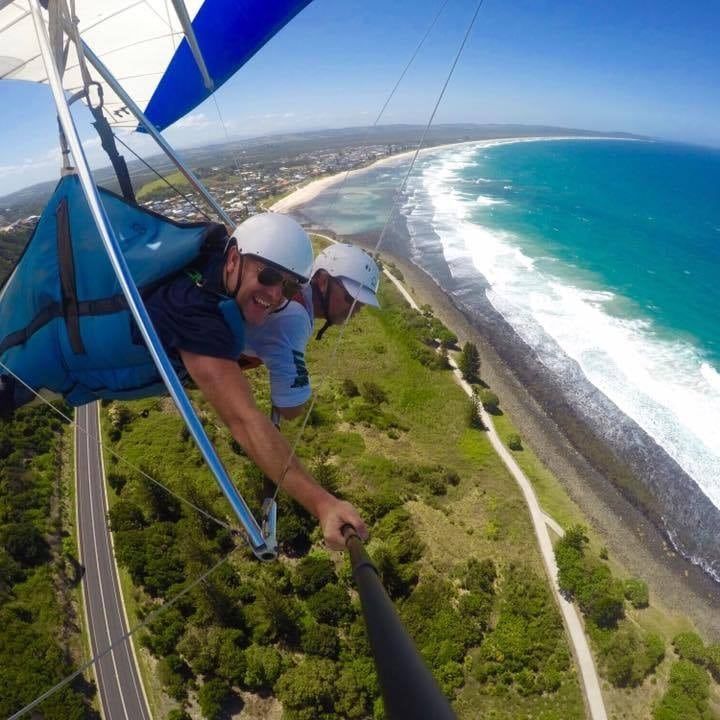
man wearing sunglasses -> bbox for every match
[240,242,381,422]
[0,213,368,550]
[142,213,368,550]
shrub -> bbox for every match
[107,471,127,494]
[507,433,522,451]
[361,381,387,405]
[342,378,360,397]
[672,632,706,665]
[706,643,720,681]
[458,342,480,382]
[301,622,340,658]
[292,553,336,596]
[653,659,710,720]
[478,389,500,413]
[623,577,649,608]
[197,678,230,720]
[276,658,338,720]
[109,500,146,532]
[243,644,283,691]
[306,584,353,625]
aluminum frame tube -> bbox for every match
[170,0,214,91]
[29,0,272,558]
[76,39,234,228]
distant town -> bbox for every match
[138,142,410,224]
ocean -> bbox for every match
[296,137,720,576]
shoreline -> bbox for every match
[281,135,720,636]
[294,203,720,639]
[270,134,636,213]
[373,243,720,638]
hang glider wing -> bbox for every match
[0,0,312,131]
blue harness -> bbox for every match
[0,175,241,406]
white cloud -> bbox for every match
[173,113,213,129]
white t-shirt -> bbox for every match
[242,284,314,408]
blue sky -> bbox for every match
[1,0,719,196]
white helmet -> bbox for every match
[231,213,314,282]
[312,243,380,307]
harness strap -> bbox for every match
[56,197,84,353]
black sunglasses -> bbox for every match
[257,265,301,300]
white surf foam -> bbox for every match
[408,144,720,510]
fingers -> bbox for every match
[321,500,368,550]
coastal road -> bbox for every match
[383,269,608,720]
[75,402,151,720]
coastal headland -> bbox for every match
[273,138,720,640]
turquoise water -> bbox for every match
[462,140,720,361]
[300,138,720,515]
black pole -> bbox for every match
[343,526,457,720]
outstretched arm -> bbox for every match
[180,349,367,549]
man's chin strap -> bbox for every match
[315,276,333,341]
[227,253,244,298]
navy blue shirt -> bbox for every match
[138,250,245,366]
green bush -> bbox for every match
[301,622,340,658]
[705,643,720,681]
[507,433,522,451]
[594,626,664,687]
[672,632,706,665]
[197,678,230,720]
[623,577,649,608]
[653,659,710,720]
[342,378,360,397]
[306,584,353,625]
[276,658,338,720]
[243,644,284,691]
[478,389,500,413]
[293,553,336,596]
[360,381,387,405]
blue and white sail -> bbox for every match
[0,0,312,130]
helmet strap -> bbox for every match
[228,253,244,298]
[315,274,334,340]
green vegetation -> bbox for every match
[0,403,94,718]
[555,525,666,690]
[458,341,480,383]
[88,278,583,718]
[136,170,190,201]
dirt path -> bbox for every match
[383,268,608,720]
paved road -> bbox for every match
[383,268,608,720]
[75,402,150,720]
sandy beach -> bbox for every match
[270,135,625,214]
[274,137,720,639]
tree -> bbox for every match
[276,658,338,720]
[243,644,283,691]
[623,577,649,608]
[108,500,145,531]
[672,632,706,665]
[478,389,500,414]
[306,584,353,625]
[458,342,480,382]
[197,678,230,720]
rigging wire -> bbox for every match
[271,0,485,503]
[8,550,237,720]
[0,360,233,533]
[112,131,214,221]
[321,0,452,222]
[5,1,486,714]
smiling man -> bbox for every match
[0,212,368,549]
[241,242,381,421]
